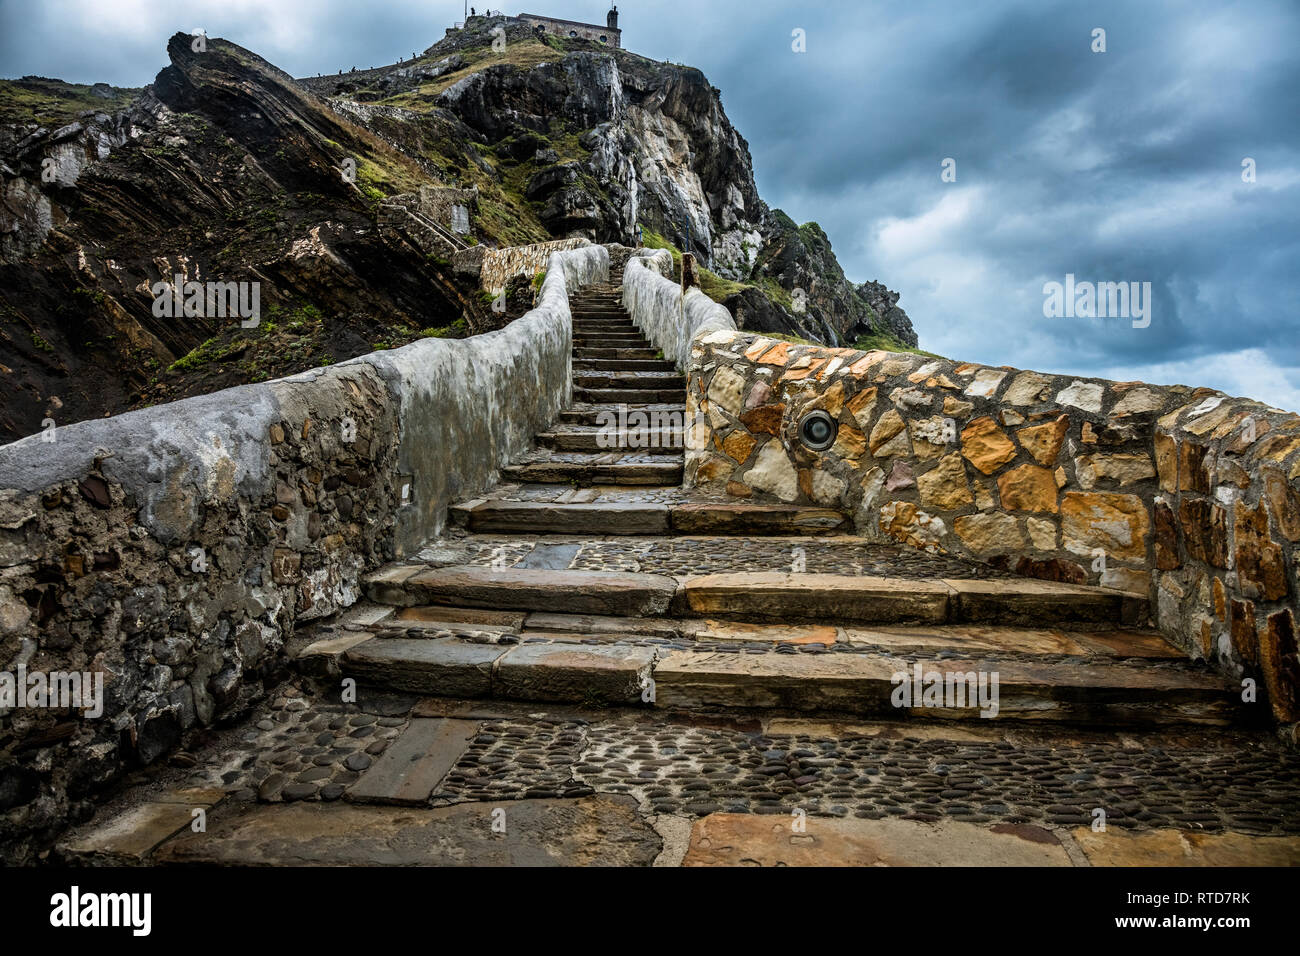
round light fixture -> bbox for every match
[798,410,838,452]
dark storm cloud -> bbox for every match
[2,0,1297,405]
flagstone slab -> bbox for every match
[59,792,226,864]
[944,578,1143,625]
[346,717,479,805]
[496,643,655,704]
[678,573,951,623]
[403,566,678,616]
[681,813,1071,867]
[153,796,661,866]
[1071,827,1300,866]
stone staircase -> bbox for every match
[500,275,686,486]
[56,268,1299,870]
[307,274,1247,731]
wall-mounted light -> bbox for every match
[798,410,837,452]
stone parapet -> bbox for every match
[480,237,590,295]
[622,249,736,369]
[0,243,607,861]
[684,329,1300,733]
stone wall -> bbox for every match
[0,244,606,861]
[417,184,478,235]
[685,330,1300,736]
[622,249,736,369]
[480,237,590,295]
[518,14,621,49]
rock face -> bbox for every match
[0,37,503,442]
[0,21,918,441]
[307,19,917,349]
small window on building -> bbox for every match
[599,35,607,43]
[569,30,577,37]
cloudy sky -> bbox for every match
[3,0,1297,408]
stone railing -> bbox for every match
[477,237,591,295]
[686,329,1300,735]
[622,249,736,369]
[0,243,607,860]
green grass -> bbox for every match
[0,77,138,126]
[420,318,467,338]
[850,332,944,358]
[169,336,244,373]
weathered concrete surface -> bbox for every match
[153,796,661,866]
[681,814,1071,867]
[622,250,736,370]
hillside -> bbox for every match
[0,16,917,442]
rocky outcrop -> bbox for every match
[0,21,918,442]
[362,19,913,349]
[0,36,482,443]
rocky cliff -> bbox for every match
[0,17,918,441]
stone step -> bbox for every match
[559,403,684,425]
[574,387,684,404]
[365,566,1143,627]
[674,573,1147,625]
[574,358,676,371]
[536,427,684,454]
[573,348,661,360]
[649,647,1238,727]
[458,500,673,534]
[574,372,686,389]
[451,499,852,535]
[669,502,851,534]
[320,629,1238,727]
[501,456,684,485]
[573,337,652,348]
[366,565,677,616]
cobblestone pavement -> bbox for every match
[162,682,1300,836]
[418,533,1020,579]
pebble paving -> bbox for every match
[440,714,1300,834]
[174,682,1300,836]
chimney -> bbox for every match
[607,4,619,30]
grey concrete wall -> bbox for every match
[622,249,736,370]
[0,243,606,861]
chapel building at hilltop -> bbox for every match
[517,6,621,49]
